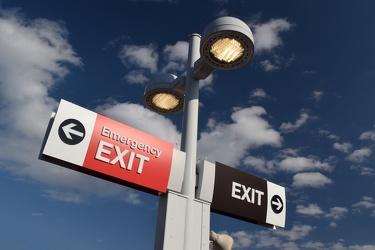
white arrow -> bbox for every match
[62,123,84,140]
[272,198,283,211]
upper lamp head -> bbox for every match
[200,16,255,70]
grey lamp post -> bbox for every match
[144,16,255,250]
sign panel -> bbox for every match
[211,162,286,228]
[40,99,183,195]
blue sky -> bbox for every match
[1,0,375,249]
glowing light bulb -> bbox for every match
[152,93,180,110]
[210,38,244,63]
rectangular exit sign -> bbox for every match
[211,162,286,228]
[40,99,185,195]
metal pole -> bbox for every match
[180,33,201,250]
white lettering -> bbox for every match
[255,190,264,206]
[127,152,136,171]
[231,181,264,206]
[241,185,252,203]
[95,140,151,175]
[231,182,242,200]
[95,140,113,163]
[136,154,149,174]
[101,126,110,137]
[251,188,255,204]
[156,149,162,158]
[100,126,163,158]
[110,146,129,169]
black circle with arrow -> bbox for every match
[271,195,283,214]
[58,119,86,145]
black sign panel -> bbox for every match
[211,162,268,226]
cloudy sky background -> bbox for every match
[1,0,375,249]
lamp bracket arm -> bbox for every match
[171,75,186,93]
[193,58,216,80]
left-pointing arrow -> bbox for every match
[62,123,84,140]
[58,119,86,145]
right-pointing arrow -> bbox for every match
[271,195,283,214]
[272,198,282,211]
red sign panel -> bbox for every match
[41,100,177,195]
[83,114,174,193]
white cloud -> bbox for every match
[243,155,266,168]
[350,165,375,176]
[333,142,353,154]
[312,90,324,102]
[123,70,149,84]
[0,8,147,205]
[0,8,80,175]
[296,204,347,220]
[43,189,88,204]
[119,44,158,73]
[302,241,325,249]
[296,203,324,216]
[250,88,267,99]
[198,106,282,166]
[346,148,372,163]
[325,207,348,220]
[163,41,188,61]
[252,18,293,52]
[243,155,280,175]
[119,189,142,205]
[292,172,333,188]
[0,9,81,139]
[348,245,375,250]
[243,155,270,173]
[230,231,253,248]
[330,222,338,228]
[244,149,334,175]
[279,156,333,172]
[249,18,293,72]
[229,224,314,249]
[359,166,375,176]
[274,224,315,241]
[254,232,282,249]
[359,129,375,141]
[278,148,300,157]
[161,41,188,72]
[260,59,280,71]
[327,134,340,140]
[352,196,375,210]
[319,129,340,140]
[228,227,375,250]
[280,111,311,133]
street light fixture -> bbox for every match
[143,74,185,114]
[144,16,255,250]
[195,16,255,79]
[144,16,254,113]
